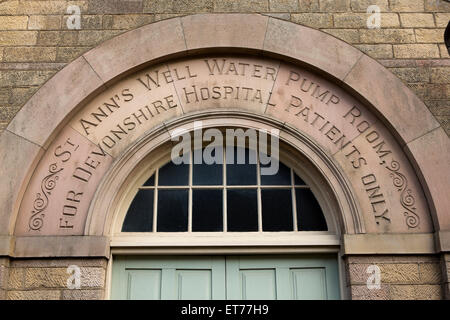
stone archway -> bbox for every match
[0,14,448,299]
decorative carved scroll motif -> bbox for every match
[29,163,63,231]
[382,159,420,228]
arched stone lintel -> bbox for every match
[0,14,448,241]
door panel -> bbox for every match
[176,270,212,300]
[111,256,225,300]
[241,269,277,300]
[291,268,327,300]
[111,255,340,300]
[126,269,162,300]
[225,255,340,300]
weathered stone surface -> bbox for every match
[355,44,393,59]
[264,17,362,80]
[11,258,107,268]
[28,15,62,30]
[380,264,419,283]
[62,289,103,300]
[269,0,298,12]
[56,47,90,62]
[405,128,450,231]
[350,0,388,12]
[182,14,268,50]
[322,28,359,43]
[334,13,399,28]
[390,67,430,83]
[419,263,442,284]
[431,68,450,84]
[24,268,68,288]
[298,0,319,12]
[351,284,390,300]
[214,0,269,12]
[415,29,446,44]
[88,0,143,14]
[78,30,124,46]
[8,290,61,300]
[0,16,28,30]
[4,47,57,62]
[319,0,349,12]
[389,0,424,12]
[347,263,371,284]
[344,54,440,145]
[435,13,450,27]
[0,265,8,290]
[13,236,110,258]
[413,285,442,300]
[7,268,25,290]
[291,13,332,28]
[400,13,435,27]
[0,131,42,234]
[359,29,415,44]
[102,14,154,29]
[7,56,103,147]
[0,31,37,45]
[80,267,106,288]
[83,17,185,82]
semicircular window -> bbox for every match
[122,147,327,233]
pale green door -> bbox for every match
[225,255,340,300]
[111,256,226,300]
[111,255,340,300]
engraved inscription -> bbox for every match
[16,55,431,235]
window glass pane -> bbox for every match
[157,189,188,232]
[226,147,257,185]
[158,160,189,186]
[227,189,258,232]
[296,189,327,231]
[192,189,223,231]
[122,189,153,232]
[193,149,222,185]
[261,189,293,231]
[261,161,291,185]
[143,174,155,186]
[294,172,306,185]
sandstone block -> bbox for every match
[389,0,424,12]
[393,44,440,58]
[0,16,28,30]
[269,0,298,12]
[291,13,332,28]
[355,44,393,58]
[8,290,60,300]
[0,31,37,45]
[28,15,62,30]
[400,13,435,28]
[360,29,415,43]
[4,47,57,62]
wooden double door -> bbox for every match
[111,255,340,300]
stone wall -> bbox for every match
[4,258,107,300]
[346,255,443,300]
[0,258,9,300]
[442,253,450,299]
[0,0,449,134]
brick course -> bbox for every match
[346,255,444,300]
[0,0,447,134]
[5,258,107,300]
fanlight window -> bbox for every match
[122,147,327,233]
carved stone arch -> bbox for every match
[0,14,448,258]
